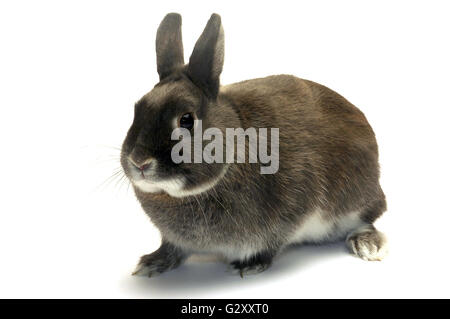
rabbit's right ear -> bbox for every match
[156,13,184,80]
[187,14,224,99]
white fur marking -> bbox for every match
[132,178,184,194]
[289,209,363,244]
[346,226,388,261]
[165,165,228,198]
[132,166,228,198]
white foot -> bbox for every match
[346,225,388,261]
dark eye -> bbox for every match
[179,113,194,129]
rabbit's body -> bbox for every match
[122,14,387,277]
[133,75,385,262]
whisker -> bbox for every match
[96,167,125,192]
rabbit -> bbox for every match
[120,12,388,277]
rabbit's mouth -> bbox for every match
[123,150,229,197]
[126,158,181,193]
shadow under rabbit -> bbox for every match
[120,241,348,297]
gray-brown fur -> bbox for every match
[121,13,387,277]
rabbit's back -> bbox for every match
[221,74,384,222]
[221,75,374,143]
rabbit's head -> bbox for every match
[121,13,238,198]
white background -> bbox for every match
[1,0,449,298]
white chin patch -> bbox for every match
[132,178,184,195]
[132,166,228,198]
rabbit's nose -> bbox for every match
[129,157,153,172]
[138,163,150,171]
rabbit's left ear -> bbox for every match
[187,14,224,98]
[156,13,184,80]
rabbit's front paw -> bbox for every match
[229,260,271,277]
[132,242,186,277]
[229,250,275,277]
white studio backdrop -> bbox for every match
[0,0,449,298]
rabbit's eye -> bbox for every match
[180,113,194,129]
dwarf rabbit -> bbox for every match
[120,13,387,277]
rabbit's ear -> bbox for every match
[156,13,184,80]
[187,14,224,98]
